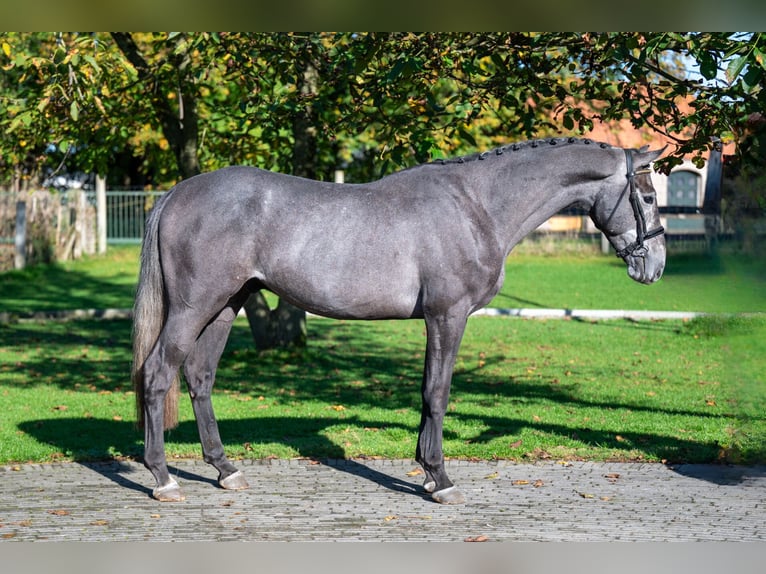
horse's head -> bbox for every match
[592,147,666,285]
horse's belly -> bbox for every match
[271,281,421,320]
[261,257,422,320]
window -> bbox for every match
[667,170,700,207]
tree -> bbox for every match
[2,33,764,298]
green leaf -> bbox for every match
[743,65,762,89]
[563,114,574,131]
[457,126,477,147]
[725,56,747,84]
[699,53,718,81]
[70,101,79,122]
[83,54,101,73]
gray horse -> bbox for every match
[132,138,666,504]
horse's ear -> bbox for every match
[636,145,667,165]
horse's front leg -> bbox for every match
[184,307,248,492]
[416,312,468,504]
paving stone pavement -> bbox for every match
[1,458,764,542]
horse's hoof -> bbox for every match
[219,470,249,491]
[431,486,465,505]
[153,480,185,502]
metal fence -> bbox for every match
[86,190,164,244]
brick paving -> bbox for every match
[1,458,764,541]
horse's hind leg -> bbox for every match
[142,311,204,502]
[183,303,248,491]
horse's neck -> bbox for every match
[474,154,617,256]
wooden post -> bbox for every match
[96,175,107,254]
[14,201,26,270]
[334,169,344,184]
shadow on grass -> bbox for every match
[8,317,742,460]
[0,262,137,314]
[17,415,425,499]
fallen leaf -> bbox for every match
[706,400,717,406]
[330,405,346,411]
[509,439,523,449]
[533,479,545,488]
[512,479,529,486]
[52,405,68,411]
[90,519,109,526]
[600,496,612,501]
[578,492,595,499]
[2,533,16,539]
[112,415,123,421]
[11,465,21,471]
[464,535,490,543]
[484,471,499,480]
[604,473,621,481]
[150,514,161,519]
[384,515,398,522]
[406,468,424,477]
[48,509,70,516]
[557,460,572,467]
[615,435,626,442]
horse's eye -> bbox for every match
[643,195,655,205]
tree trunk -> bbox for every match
[242,292,307,350]
[112,32,309,350]
[111,32,200,179]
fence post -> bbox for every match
[96,175,107,254]
[14,200,26,270]
[600,232,610,255]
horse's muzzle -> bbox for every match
[627,256,665,284]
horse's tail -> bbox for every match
[131,194,180,430]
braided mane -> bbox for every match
[433,137,613,167]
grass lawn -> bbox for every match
[0,242,764,465]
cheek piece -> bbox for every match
[614,150,665,260]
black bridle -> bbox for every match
[613,150,665,259]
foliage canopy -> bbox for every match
[1,32,764,189]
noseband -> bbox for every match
[614,150,665,259]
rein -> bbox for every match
[614,150,665,259]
